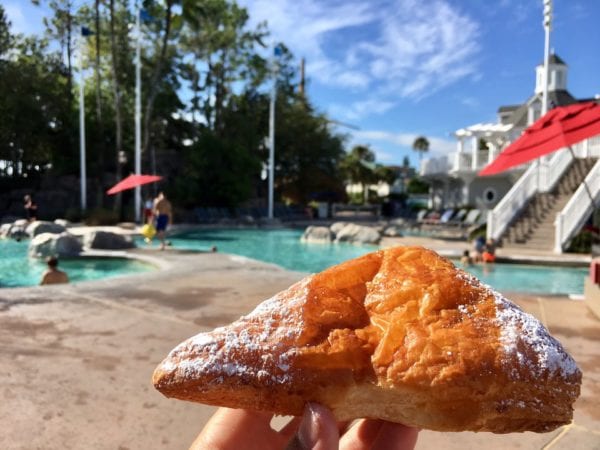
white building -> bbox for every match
[422,54,582,210]
[420,54,600,252]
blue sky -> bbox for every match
[4,0,600,166]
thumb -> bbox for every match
[286,403,339,450]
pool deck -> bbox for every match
[1,229,599,449]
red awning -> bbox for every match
[480,101,600,176]
[106,174,163,195]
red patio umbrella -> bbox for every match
[479,101,600,176]
[106,174,163,195]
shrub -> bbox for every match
[84,208,119,226]
[567,230,592,254]
[468,224,487,242]
[65,207,82,223]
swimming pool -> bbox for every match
[159,228,587,296]
[0,239,153,288]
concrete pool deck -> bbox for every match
[1,233,599,449]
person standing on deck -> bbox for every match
[153,192,173,251]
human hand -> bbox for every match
[190,403,419,450]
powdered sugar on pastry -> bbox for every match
[156,277,311,385]
[456,269,579,380]
[492,291,579,379]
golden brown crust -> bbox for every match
[152,246,581,433]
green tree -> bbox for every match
[179,0,268,134]
[0,0,351,215]
[174,130,259,208]
[140,0,182,160]
[402,155,410,168]
[412,136,430,163]
[0,5,11,57]
[33,0,76,103]
[375,165,397,187]
[274,100,346,205]
[340,145,378,204]
[407,178,430,194]
[0,34,73,176]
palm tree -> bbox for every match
[412,136,430,163]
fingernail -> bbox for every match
[297,403,320,449]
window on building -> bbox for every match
[483,187,497,204]
[555,70,563,88]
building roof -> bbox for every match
[538,53,567,66]
[500,90,580,127]
[498,105,520,113]
[454,122,513,137]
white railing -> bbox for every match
[538,148,573,192]
[555,158,600,252]
[488,136,600,246]
[487,146,576,240]
[487,162,539,241]
[586,135,600,157]
[451,152,472,172]
[420,156,450,176]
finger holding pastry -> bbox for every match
[192,403,418,450]
[189,408,290,450]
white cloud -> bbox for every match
[352,130,456,157]
[329,98,396,122]
[240,0,482,102]
[239,0,376,89]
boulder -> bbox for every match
[13,219,28,228]
[383,226,403,237]
[330,221,348,236]
[29,232,82,258]
[0,223,11,238]
[3,222,27,240]
[389,218,408,227]
[54,219,71,228]
[26,220,66,237]
[83,230,135,250]
[334,223,381,245]
[301,226,333,243]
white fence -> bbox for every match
[487,136,600,247]
[487,162,539,241]
[555,159,600,252]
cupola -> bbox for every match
[535,53,567,94]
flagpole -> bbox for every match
[267,65,275,220]
[134,2,142,223]
[78,36,87,212]
[538,0,552,190]
[542,0,552,115]
[267,46,281,220]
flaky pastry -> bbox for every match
[153,246,581,433]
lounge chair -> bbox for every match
[422,209,454,226]
[415,209,430,223]
[438,208,457,224]
[460,209,482,228]
[447,208,468,225]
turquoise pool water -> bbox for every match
[154,228,587,296]
[0,239,153,288]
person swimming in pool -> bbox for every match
[40,256,69,285]
[153,191,173,251]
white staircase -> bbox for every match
[487,136,600,253]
